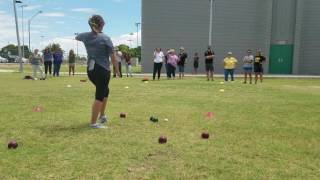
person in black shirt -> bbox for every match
[254,50,266,84]
[178,47,188,79]
[193,52,199,74]
[204,46,215,81]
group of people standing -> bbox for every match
[29,48,77,79]
[43,48,64,77]
[152,46,266,84]
[221,49,266,84]
[112,47,133,78]
[153,47,188,80]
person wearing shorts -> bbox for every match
[76,15,119,129]
[178,47,188,79]
[124,52,133,77]
[242,49,254,84]
[254,50,266,84]
[204,46,215,81]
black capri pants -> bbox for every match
[87,64,111,102]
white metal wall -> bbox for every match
[142,0,273,73]
[297,0,320,75]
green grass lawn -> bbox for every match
[0,73,319,179]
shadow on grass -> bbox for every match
[38,123,92,137]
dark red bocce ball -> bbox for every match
[120,112,126,118]
[8,140,18,149]
[158,136,167,144]
[201,132,210,139]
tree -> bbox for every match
[117,44,130,55]
[131,46,141,62]
[1,44,18,58]
[117,44,141,62]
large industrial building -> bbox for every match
[141,0,320,75]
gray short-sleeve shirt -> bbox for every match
[76,32,114,71]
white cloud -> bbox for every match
[111,31,141,48]
[41,12,65,17]
[71,8,97,14]
[0,10,17,47]
[42,36,86,56]
[42,31,141,57]
[24,5,43,11]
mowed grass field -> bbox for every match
[0,72,319,179]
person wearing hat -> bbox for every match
[76,15,120,129]
[254,50,266,84]
[204,46,215,81]
[153,48,164,80]
[223,52,238,81]
[178,47,188,79]
[242,49,254,84]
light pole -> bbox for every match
[20,4,27,59]
[208,0,215,46]
[74,33,79,60]
[135,22,141,47]
[28,10,42,52]
[13,0,23,72]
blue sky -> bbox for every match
[0,0,141,55]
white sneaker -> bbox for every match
[90,123,107,129]
[99,115,108,124]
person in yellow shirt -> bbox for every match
[223,52,238,81]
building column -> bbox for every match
[292,0,303,74]
[269,0,297,74]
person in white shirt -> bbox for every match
[153,48,164,80]
[242,49,254,84]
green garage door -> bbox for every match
[269,45,294,74]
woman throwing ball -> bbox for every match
[76,15,119,129]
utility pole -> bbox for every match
[20,4,27,59]
[209,0,215,46]
[13,0,23,72]
[135,22,141,47]
[28,10,42,52]
[74,33,79,60]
